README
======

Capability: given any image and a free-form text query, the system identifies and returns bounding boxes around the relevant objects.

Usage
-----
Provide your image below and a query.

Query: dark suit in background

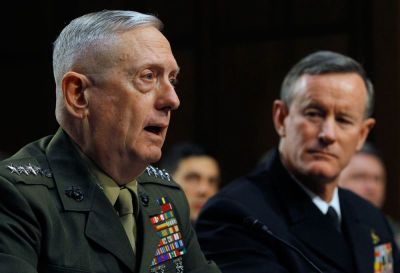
[196,51,399,272]
[196,150,400,273]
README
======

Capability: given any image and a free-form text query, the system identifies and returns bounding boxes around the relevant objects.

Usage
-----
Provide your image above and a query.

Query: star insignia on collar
[146,166,171,181]
[7,163,52,178]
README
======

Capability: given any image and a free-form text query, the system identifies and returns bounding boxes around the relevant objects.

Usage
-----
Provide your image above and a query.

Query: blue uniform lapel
[340,190,374,273]
[288,203,354,273]
[269,151,354,273]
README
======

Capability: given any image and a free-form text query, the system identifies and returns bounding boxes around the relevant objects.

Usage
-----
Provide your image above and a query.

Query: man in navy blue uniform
[196,51,400,273]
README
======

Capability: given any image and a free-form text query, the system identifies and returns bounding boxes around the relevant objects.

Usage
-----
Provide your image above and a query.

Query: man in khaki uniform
[0,10,220,273]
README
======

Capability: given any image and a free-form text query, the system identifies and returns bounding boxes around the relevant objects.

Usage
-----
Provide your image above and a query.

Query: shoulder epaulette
[145,165,171,181]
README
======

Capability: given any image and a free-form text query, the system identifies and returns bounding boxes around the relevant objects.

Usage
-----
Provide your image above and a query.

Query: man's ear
[61,72,91,119]
[356,117,376,150]
[272,100,289,137]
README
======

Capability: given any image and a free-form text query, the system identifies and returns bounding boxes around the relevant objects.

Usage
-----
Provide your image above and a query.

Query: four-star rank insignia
[146,166,171,181]
[7,163,52,177]
[149,197,186,271]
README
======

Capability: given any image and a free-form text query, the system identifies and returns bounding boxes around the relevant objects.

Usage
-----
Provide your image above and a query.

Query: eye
[305,109,323,118]
[336,116,353,125]
[140,69,156,81]
[208,177,219,186]
[184,172,200,183]
[169,77,178,87]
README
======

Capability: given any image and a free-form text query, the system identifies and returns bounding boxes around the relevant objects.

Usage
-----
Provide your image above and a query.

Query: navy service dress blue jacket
[196,149,400,273]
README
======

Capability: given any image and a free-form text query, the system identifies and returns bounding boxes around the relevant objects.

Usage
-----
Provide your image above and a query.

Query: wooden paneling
[1,0,398,218]
[371,0,400,219]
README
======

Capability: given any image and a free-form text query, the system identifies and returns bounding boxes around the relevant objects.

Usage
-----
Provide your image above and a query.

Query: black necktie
[326,206,341,233]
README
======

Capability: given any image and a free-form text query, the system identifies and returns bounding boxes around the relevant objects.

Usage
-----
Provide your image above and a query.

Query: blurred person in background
[160,142,221,223]
[339,141,400,247]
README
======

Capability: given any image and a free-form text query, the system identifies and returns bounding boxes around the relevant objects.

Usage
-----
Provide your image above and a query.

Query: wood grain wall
[1,0,399,219]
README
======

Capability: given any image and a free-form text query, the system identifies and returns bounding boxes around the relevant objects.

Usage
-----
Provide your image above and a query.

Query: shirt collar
[289,172,342,221]
[70,141,138,209]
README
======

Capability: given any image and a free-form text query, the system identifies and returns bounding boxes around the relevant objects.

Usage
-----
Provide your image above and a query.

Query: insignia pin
[141,193,150,206]
[371,229,380,245]
[65,186,84,201]
[7,164,20,175]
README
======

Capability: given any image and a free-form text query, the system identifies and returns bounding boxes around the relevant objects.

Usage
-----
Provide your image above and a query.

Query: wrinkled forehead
[114,27,177,66]
[82,26,178,75]
[290,73,368,111]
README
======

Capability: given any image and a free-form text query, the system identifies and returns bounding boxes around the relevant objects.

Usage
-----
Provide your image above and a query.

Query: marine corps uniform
[0,129,220,273]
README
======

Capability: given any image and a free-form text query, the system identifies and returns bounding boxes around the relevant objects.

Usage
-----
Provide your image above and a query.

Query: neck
[300,177,338,202]
[278,150,339,203]
[66,128,145,185]
[87,150,146,185]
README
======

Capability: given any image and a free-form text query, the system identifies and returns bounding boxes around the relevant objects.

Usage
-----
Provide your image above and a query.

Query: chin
[145,149,162,164]
[308,170,338,183]
[131,147,162,165]
[143,153,162,165]
[304,163,339,181]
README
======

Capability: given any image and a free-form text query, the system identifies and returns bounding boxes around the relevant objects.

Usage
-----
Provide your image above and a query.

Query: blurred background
[1,0,399,220]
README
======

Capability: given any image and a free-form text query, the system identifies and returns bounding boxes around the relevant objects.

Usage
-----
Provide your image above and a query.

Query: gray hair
[52,10,163,90]
[280,51,374,118]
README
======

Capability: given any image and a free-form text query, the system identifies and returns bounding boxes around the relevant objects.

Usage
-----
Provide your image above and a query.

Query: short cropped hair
[280,51,374,117]
[52,10,162,90]
[160,143,211,174]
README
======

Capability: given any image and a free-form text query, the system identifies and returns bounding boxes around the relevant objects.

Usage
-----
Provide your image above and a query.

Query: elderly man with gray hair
[0,10,220,273]
[196,51,400,273]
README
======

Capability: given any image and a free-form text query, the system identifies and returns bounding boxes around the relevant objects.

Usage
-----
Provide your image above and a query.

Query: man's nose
[318,118,336,145]
[156,78,180,112]
[197,180,210,195]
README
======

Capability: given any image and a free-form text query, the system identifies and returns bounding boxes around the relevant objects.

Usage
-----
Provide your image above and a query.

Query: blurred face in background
[173,156,220,221]
[338,153,386,208]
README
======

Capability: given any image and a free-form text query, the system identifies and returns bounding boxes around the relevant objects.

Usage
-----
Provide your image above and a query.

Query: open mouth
[144,126,162,135]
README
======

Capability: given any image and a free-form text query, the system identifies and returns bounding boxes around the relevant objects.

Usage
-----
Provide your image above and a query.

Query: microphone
[243,216,323,273]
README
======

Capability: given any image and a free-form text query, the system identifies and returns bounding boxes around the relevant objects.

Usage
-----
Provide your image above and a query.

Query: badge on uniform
[149,197,186,273]
[374,242,393,273]
[7,163,52,177]
[371,229,381,245]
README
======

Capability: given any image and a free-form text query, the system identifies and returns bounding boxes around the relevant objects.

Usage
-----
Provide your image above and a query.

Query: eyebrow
[132,63,181,75]
[302,101,325,110]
